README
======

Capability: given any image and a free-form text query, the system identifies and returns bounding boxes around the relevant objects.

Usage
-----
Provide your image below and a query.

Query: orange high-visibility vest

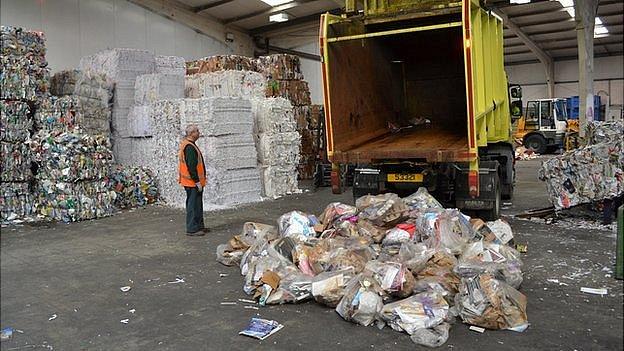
[178,139,206,187]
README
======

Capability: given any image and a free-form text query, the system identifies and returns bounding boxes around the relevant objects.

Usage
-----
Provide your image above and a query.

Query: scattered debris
[515,244,528,253]
[580,287,608,296]
[120,319,129,324]
[244,305,260,310]
[128,309,136,314]
[219,273,229,277]
[168,277,185,284]
[48,314,57,321]
[120,286,132,292]
[469,326,485,333]
[220,302,237,305]
[1,327,22,341]
[239,318,284,340]
[515,146,539,160]
[238,299,256,304]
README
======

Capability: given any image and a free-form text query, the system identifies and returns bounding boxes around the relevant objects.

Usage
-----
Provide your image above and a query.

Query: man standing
[178,124,209,236]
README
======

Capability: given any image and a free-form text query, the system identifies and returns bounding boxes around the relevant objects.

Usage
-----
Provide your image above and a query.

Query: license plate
[387,173,423,182]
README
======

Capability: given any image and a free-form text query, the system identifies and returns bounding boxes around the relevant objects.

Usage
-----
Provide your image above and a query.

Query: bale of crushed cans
[539,120,624,210]
[109,164,158,209]
[0,26,50,101]
[30,130,116,222]
[216,188,528,347]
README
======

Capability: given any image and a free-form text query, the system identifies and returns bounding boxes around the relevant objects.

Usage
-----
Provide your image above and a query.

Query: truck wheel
[480,175,501,221]
[524,134,547,154]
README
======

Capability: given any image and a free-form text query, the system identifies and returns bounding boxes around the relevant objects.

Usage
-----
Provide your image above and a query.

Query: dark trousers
[185,186,204,233]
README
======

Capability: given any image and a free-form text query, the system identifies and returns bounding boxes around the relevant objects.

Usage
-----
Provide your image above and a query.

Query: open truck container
[320,0,517,219]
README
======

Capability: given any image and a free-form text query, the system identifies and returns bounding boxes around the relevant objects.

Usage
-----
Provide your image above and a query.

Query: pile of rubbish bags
[217,188,527,347]
[0,26,50,101]
[539,121,623,210]
[109,165,158,209]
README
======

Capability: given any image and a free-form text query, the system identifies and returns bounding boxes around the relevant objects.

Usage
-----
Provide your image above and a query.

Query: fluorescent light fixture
[554,0,610,38]
[510,0,531,4]
[269,13,290,22]
[594,18,609,37]
[260,0,291,6]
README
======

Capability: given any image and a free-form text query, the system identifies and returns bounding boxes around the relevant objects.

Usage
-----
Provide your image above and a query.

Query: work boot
[201,227,211,233]
[186,231,205,236]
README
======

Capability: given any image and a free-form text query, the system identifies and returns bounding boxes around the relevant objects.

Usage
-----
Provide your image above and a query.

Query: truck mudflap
[455,160,500,214]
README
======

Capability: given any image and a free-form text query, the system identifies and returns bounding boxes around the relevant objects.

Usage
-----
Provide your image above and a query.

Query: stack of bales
[0,26,49,222]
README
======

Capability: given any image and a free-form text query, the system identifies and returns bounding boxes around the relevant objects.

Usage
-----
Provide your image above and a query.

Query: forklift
[513,98,570,154]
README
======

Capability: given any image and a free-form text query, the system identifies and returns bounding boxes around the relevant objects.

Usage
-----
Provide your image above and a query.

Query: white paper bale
[128,105,152,137]
[134,74,184,105]
[256,132,301,166]
[179,97,254,137]
[251,97,296,134]
[155,55,186,75]
[261,165,299,199]
[79,48,155,81]
[205,167,262,206]
[185,70,265,100]
[196,134,258,171]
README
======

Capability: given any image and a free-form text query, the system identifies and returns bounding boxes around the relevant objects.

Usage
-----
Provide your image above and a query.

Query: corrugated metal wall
[0,0,254,73]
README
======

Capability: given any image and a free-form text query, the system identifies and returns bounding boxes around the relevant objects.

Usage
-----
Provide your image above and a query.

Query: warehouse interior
[1,0,623,350]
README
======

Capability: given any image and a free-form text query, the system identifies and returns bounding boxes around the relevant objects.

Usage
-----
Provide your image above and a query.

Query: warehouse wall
[506,56,624,110]
[0,0,254,73]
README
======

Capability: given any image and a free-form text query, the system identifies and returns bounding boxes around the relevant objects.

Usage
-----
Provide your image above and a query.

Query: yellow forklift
[513,98,578,153]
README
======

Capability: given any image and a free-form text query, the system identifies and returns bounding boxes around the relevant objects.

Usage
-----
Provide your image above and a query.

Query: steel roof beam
[224,0,321,25]
[493,8,555,97]
[193,0,235,13]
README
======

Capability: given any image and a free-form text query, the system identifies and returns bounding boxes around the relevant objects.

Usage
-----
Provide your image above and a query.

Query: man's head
[185,124,200,142]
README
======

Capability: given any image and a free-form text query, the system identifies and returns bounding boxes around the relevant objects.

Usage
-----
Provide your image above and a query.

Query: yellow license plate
[387,173,423,182]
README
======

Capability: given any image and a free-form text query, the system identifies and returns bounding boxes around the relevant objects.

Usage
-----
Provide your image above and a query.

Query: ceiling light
[554,1,610,38]
[269,13,290,22]
[260,0,292,6]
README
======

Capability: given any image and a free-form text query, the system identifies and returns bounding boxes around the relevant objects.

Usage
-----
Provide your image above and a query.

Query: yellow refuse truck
[319,0,522,219]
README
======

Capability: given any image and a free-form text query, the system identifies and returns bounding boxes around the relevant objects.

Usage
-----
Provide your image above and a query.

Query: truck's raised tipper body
[320,0,519,219]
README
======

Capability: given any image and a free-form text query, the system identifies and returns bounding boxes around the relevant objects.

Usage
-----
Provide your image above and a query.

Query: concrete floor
[1,159,623,350]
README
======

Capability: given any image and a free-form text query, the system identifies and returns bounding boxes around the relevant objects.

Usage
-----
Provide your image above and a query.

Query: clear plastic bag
[454,240,524,288]
[402,187,443,211]
[357,219,387,243]
[397,242,435,274]
[336,273,384,326]
[311,268,355,307]
[380,290,450,335]
[416,209,476,255]
[216,243,246,266]
[410,322,450,347]
[454,273,529,332]
[319,202,358,228]
[242,222,279,245]
[278,210,316,240]
[356,193,409,227]
[364,261,414,298]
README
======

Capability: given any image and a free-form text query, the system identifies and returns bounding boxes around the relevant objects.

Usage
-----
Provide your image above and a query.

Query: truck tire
[479,173,501,221]
[524,134,547,154]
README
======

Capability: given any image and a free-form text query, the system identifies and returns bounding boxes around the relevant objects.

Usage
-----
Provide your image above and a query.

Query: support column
[574,0,599,138]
